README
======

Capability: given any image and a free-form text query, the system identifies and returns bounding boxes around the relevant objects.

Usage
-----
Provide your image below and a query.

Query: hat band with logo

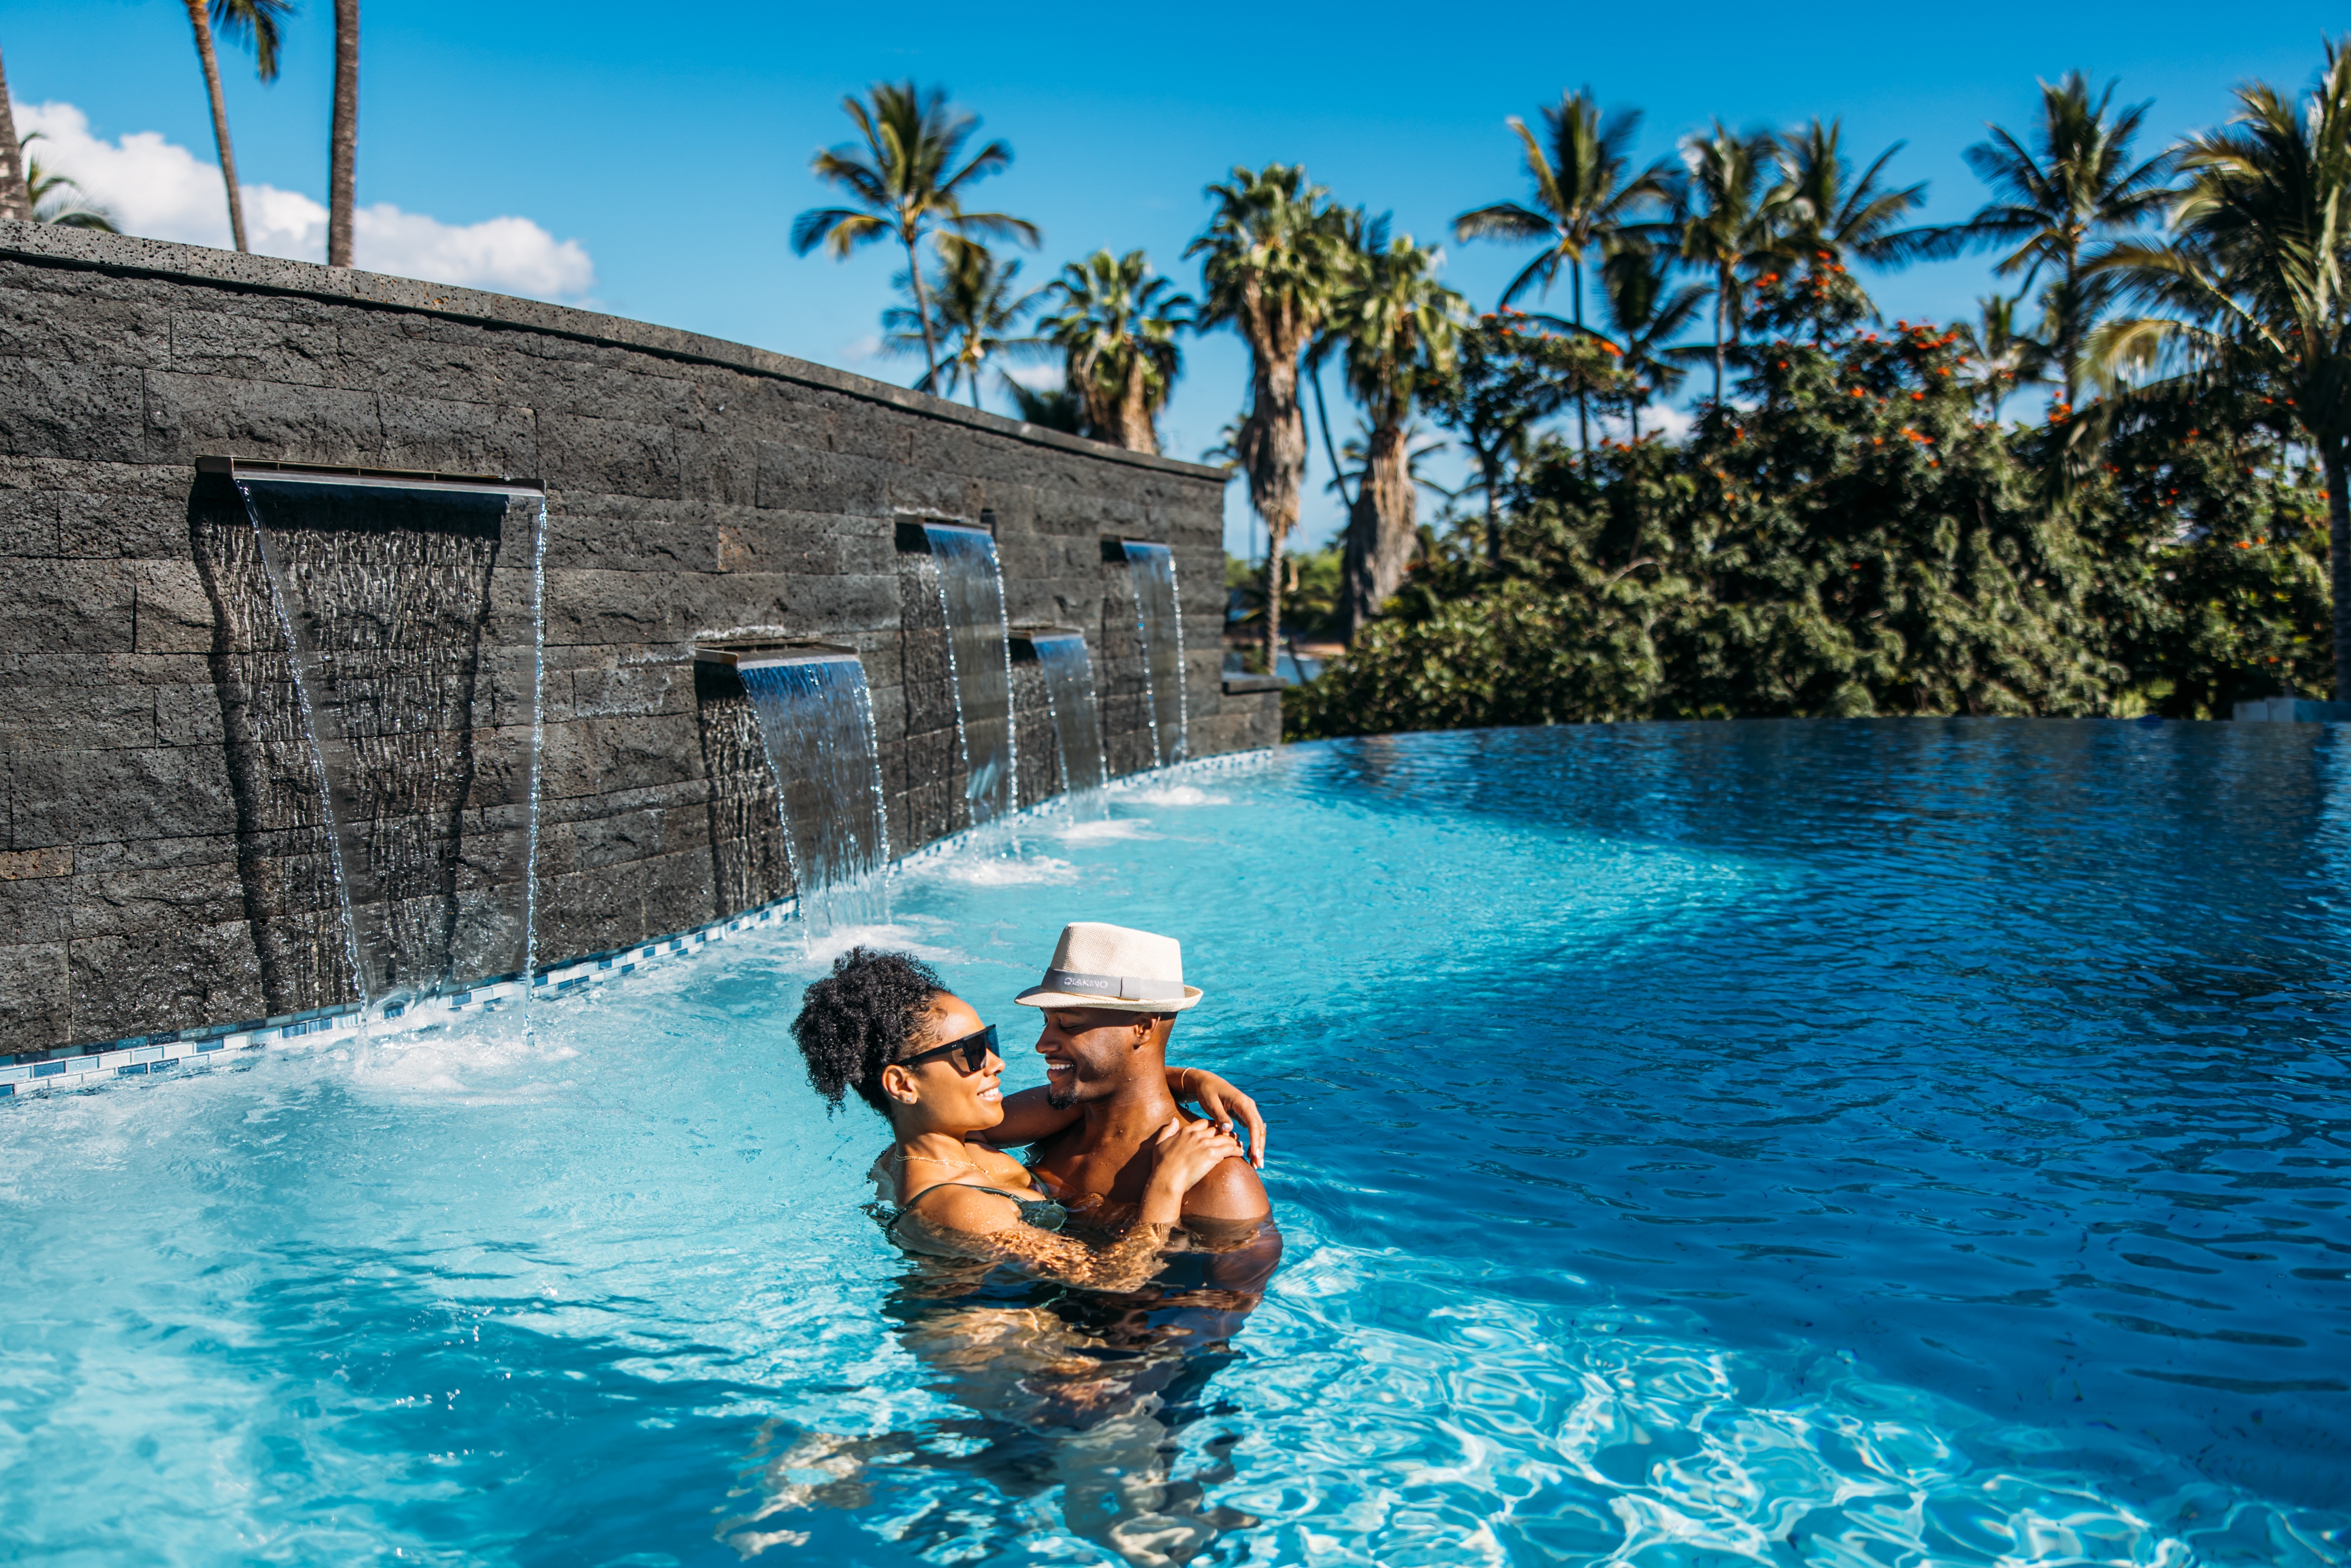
[1037,968,1187,1003]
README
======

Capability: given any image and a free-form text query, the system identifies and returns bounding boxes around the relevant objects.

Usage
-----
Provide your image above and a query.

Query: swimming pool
[3,721,2345,1564]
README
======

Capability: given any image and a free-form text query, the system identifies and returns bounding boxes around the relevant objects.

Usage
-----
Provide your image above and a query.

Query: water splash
[738,654,892,937]
[1121,541,1187,767]
[1029,631,1109,818]
[922,523,1018,824]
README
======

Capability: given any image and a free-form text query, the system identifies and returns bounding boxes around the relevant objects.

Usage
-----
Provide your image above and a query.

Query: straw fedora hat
[1014,922,1204,1012]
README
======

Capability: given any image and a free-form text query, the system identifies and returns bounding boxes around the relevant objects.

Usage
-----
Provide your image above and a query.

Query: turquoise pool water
[3,722,2346,1564]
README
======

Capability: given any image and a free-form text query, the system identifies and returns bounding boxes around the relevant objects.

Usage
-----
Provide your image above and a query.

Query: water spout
[237,474,544,1011]
[719,648,891,936]
[922,522,1018,824]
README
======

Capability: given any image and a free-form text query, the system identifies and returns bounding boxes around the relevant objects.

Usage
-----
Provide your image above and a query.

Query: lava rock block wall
[0,225,1280,1057]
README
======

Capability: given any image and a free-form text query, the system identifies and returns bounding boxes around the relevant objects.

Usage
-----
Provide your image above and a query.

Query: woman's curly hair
[790,947,945,1118]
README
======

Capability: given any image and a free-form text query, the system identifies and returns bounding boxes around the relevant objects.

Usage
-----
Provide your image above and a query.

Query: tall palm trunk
[2328,440,2351,701]
[1711,270,1727,403]
[0,48,29,223]
[2058,252,2079,407]
[1238,341,1307,675]
[1480,444,1503,565]
[327,0,359,266]
[1116,355,1157,453]
[902,230,939,383]
[1341,423,1414,639]
[1570,254,1590,455]
[184,1,250,250]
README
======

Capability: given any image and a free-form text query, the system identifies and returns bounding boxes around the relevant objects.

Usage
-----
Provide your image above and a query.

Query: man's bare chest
[1029,1134,1153,1205]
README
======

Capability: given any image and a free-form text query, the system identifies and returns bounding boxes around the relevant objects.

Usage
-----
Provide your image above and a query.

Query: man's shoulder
[1181,1154,1269,1222]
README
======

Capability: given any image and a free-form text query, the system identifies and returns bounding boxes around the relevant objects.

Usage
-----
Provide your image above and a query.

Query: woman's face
[892,992,1006,1134]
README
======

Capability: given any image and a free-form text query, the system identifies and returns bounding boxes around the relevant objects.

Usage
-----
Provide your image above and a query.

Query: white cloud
[999,363,1062,391]
[15,99,593,301]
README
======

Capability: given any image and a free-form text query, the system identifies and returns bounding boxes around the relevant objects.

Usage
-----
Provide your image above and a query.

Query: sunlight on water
[4,726,2346,1566]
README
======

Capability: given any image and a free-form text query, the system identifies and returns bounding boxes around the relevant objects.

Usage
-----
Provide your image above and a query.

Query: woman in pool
[789,946,1254,1292]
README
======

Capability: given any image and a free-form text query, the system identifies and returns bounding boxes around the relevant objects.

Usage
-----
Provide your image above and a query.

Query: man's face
[1034,1007,1155,1109]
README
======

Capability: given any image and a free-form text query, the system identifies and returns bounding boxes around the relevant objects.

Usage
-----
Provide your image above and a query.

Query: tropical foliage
[795,83,1040,385]
[1188,165,1351,670]
[24,137,118,230]
[1035,249,1194,452]
[1291,321,2327,734]
[885,237,1039,407]
[1324,222,1466,635]
[758,56,2344,723]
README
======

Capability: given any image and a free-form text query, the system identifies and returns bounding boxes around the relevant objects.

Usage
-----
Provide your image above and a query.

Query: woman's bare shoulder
[903,1181,1026,1235]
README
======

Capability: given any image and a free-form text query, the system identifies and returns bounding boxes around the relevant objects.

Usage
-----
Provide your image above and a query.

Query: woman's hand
[1174,1070,1268,1169]
[1140,1118,1247,1225]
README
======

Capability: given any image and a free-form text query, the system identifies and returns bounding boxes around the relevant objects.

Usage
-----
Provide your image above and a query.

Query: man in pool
[1011,922,1274,1257]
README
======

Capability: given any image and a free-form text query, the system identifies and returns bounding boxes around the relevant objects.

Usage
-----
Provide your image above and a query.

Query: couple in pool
[789,920,1276,1285]
[752,922,1274,1563]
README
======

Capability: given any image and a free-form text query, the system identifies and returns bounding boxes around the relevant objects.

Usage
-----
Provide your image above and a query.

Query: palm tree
[1327,227,1466,636]
[1188,164,1349,672]
[24,139,119,230]
[1423,312,1603,562]
[1595,244,1707,438]
[2089,43,2351,697]
[327,0,356,267]
[1763,120,1944,331]
[1953,74,2175,406]
[0,46,35,223]
[1034,249,1195,452]
[884,237,1040,409]
[1678,123,1781,401]
[184,0,292,254]
[1957,293,2049,422]
[1003,377,1084,434]
[1454,89,1675,454]
[793,82,1040,387]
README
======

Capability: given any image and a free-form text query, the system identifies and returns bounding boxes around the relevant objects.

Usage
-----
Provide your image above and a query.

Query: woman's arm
[896,1121,1244,1291]
[896,1185,1173,1292]
[976,1085,1079,1148]
[1170,1070,1269,1168]
[980,1067,1269,1163]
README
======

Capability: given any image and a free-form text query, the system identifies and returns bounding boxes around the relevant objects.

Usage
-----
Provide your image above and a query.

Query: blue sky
[5,0,2343,552]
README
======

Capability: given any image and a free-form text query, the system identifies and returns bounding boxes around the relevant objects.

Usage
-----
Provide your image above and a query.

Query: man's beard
[1045,1081,1077,1110]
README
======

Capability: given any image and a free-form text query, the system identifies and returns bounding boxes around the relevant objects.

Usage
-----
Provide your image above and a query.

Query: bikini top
[885,1180,1069,1238]
[869,1148,1068,1238]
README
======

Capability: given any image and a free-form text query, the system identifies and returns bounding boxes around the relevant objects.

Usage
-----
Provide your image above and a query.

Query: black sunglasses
[900,1024,997,1075]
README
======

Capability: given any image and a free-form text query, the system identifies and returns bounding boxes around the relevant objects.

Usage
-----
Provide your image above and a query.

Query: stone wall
[0,225,1278,1060]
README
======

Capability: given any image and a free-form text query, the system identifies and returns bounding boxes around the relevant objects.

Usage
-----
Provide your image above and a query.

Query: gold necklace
[896,1150,990,1174]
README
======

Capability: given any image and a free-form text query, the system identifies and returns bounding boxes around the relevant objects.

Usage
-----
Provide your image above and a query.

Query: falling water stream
[921,522,1018,824]
[237,475,546,1012]
[736,654,892,935]
[1121,540,1187,767]
[1029,631,1109,814]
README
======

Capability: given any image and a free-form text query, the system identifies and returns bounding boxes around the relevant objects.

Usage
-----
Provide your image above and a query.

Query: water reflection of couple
[728,923,1280,1565]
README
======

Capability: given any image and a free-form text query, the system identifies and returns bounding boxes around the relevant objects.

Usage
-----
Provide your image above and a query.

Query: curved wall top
[0,222,1276,1061]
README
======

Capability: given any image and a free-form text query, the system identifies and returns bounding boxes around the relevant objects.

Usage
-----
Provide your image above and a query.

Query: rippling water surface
[4,722,2347,1565]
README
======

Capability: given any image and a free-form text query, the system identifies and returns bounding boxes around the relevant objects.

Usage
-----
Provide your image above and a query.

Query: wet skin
[1024,1006,1273,1255]
[878,996,1252,1262]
